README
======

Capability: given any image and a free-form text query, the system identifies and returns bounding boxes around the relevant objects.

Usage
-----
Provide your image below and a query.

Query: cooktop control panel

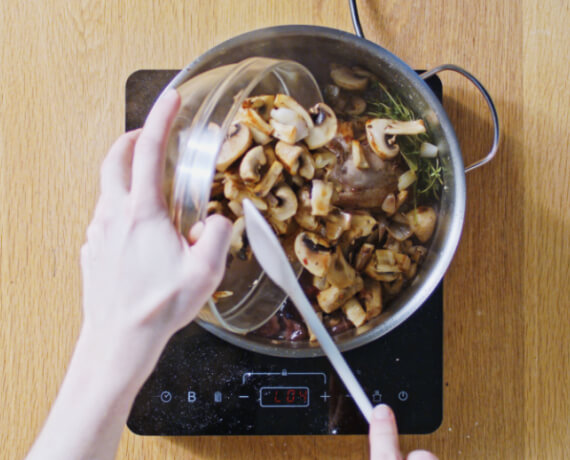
[127,283,442,436]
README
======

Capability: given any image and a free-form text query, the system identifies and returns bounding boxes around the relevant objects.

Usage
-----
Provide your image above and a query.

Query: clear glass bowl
[162,57,322,333]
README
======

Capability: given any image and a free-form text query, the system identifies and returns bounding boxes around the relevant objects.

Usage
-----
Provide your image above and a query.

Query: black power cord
[349,0,365,38]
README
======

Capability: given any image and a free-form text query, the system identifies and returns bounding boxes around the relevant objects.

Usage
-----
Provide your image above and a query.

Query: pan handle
[420,65,500,173]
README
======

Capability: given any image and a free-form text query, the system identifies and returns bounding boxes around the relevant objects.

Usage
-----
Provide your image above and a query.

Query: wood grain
[1,0,568,459]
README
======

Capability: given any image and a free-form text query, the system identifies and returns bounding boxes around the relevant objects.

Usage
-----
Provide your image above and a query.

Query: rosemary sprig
[365,81,443,201]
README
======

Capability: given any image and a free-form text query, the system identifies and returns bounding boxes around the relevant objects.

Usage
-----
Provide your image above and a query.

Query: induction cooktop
[125,69,443,436]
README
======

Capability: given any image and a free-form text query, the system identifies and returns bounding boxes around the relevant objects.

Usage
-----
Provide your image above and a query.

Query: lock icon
[372,390,382,403]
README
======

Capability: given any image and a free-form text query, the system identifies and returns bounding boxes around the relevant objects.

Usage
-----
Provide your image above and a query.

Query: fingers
[131,89,181,207]
[369,405,403,460]
[407,450,439,460]
[187,214,232,280]
[100,129,141,198]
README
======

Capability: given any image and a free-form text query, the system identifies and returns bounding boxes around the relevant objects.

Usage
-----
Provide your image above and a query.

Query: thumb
[188,214,233,284]
[369,404,403,460]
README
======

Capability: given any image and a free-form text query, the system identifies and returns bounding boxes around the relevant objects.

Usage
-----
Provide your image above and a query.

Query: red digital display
[260,387,309,407]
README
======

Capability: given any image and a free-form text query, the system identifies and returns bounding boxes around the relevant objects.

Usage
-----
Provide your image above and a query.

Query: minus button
[238,395,250,399]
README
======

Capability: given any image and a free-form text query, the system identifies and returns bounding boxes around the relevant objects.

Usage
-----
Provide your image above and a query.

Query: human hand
[369,405,438,460]
[80,89,232,379]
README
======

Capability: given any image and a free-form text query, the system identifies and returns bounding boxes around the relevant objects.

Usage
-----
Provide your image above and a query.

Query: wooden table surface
[1,1,568,459]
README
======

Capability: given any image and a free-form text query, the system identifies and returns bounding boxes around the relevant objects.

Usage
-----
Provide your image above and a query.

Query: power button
[397,391,409,402]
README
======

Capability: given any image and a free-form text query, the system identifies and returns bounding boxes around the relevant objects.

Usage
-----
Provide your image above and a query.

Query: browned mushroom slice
[253,161,283,197]
[269,184,298,221]
[310,180,333,216]
[330,65,368,91]
[274,141,304,175]
[353,243,375,272]
[345,95,367,116]
[351,140,369,169]
[242,95,275,120]
[360,278,382,320]
[223,177,267,211]
[206,200,224,216]
[365,249,402,282]
[274,94,314,129]
[229,217,246,253]
[342,297,367,327]
[342,212,377,242]
[326,246,357,289]
[216,122,253,172]
[317,276,363,313]
[294,231,334,277]
[239,145,267,184]
[324,209,352,241]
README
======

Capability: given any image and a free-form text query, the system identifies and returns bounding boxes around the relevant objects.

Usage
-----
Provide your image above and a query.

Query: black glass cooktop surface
[125,69,443,436]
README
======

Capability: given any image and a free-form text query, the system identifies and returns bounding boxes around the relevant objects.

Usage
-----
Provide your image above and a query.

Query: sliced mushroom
[263,144,277,164]
[294,231,334,277]
[407,245,427,263]
[242,95,275,120]
[313,151,336,168]
[360,278,382,320]
[317,276,363,313]
[235,107,273,137]
[342,297,367,327]
[345,95,367,116]
[274,141,304,175]
[274,94,314,129]
[354,243,375,272]
[223,177,268,210]
[324,209,352,240]
[269,184,298,221]
[407,206,437,242]
[294,187,319,231]
[227,200,243,217]
[229,217,246,253]
[270,107,309,143]
[239,145,266,183]
[330,65,369,91]
[366,118,427,159]
[206,200,223,215]
[365,119,399,159]
[294,207,319,231]
[365,249,402,282]
[249,124,273,145]
[305,103,338,149]
[385,119,426,136]
[313,275,330,291]
[342,212,377,242]
[326,246,357,289]
[268,214,290,235]
[253,161,283,197]
[298,149,315,180]
[351,139,369,169]
[386,220,413,242]
[311,180,333,216]
[216,122,253,172]
[383,277,405,296]
[381,193,396,215]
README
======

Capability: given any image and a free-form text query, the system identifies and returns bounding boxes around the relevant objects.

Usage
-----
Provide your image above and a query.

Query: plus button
[320,392,331,401]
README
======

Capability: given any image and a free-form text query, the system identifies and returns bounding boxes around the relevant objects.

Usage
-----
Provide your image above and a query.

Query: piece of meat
[328,137,403,209]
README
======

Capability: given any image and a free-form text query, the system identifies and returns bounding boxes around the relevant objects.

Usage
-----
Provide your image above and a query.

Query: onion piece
[420,141,439,158]
[398,169,417,191]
